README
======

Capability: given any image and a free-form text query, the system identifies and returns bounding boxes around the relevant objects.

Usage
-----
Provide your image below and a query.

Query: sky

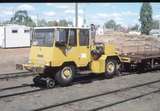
[0,3,160,27]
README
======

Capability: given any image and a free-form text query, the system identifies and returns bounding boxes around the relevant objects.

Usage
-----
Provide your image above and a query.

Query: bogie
[33,76,55,88]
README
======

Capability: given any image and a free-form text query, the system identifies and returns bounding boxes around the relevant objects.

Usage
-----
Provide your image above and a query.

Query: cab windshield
[32,29,54,47]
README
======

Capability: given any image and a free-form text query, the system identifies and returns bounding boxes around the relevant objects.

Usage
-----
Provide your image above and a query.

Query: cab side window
[56,29,69,44]
[69,29,77,46]
[79,29,89,46]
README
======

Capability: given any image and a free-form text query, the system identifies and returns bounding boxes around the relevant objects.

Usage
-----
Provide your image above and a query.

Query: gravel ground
[0,48,30,74]
[0,71,160,111]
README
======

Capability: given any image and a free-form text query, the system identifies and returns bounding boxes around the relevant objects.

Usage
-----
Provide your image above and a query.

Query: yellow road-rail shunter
[16,26,126,88]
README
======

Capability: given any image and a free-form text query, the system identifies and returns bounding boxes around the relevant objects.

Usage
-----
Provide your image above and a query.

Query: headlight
[45,63,49,66]
[28,60,32,64]
[46,61,52,66]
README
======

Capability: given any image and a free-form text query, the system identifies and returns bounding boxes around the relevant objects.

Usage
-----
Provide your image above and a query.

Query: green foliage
[104,19,116,30]
[115,24,123,31]
[1,20,10,25]
[37,19,73,27]
[58,19,69,26]
[104,20,124,31]
[10,10,36,27]
[67,21,73,26]
[8,10,73,27]
[139,3,153,35]
[152,20,160,29]
[47,21,58,26]
[37,19,48,27]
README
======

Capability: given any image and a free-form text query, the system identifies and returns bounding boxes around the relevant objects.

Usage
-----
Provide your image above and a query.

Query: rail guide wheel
[46,77,55,88]
[33,76,55,88]
[33,76,41,86]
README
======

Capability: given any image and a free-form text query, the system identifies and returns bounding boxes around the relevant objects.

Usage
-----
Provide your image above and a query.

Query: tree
[10,10,36,27]
[67,21,73,26]
[115,24,123,31]
[26,17,36,27]
[47,20,73,27]
[58,19,68,26]
[139,3,153,35]
[1,20,10,25]
[47,21,58,26]
[104,20,116,30]
[37,19,48,27]
[152,20,160,29]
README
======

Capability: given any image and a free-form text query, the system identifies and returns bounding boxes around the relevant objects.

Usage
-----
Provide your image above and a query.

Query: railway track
[88,89,160,111]
[0,72,159,111]
[0,68,159,81]
[0,71,159,100]
[0,74,105,99]
[0,73,105,99]
[32,79,160,111]
[0,83,44,99]
[0,71,36,80]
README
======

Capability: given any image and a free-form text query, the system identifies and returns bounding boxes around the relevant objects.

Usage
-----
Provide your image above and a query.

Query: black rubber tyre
[46,78,55,88]
[105,59,118,79]
[55,65,75,86]
[33,76,41,86]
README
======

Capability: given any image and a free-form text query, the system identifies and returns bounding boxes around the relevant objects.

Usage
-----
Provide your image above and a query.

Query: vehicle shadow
[35,68,160,89]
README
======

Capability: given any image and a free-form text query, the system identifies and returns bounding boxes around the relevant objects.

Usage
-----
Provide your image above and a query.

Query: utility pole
[159,20,160,29]
[36,13,39,26]
[83,7,86,27]
[75,3,78,27]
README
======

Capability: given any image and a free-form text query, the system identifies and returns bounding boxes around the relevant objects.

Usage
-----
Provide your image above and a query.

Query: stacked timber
[96,32,160,56]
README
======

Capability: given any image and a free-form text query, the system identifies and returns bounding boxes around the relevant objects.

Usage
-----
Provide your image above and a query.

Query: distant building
[128,31,141,35]
[150,29,160,39]
[96,26,104,35]
[103,28,114,34]
[0,24,31,48]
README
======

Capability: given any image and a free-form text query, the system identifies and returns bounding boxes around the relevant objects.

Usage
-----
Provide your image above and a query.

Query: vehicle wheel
[55,65,75,86]
[105,59,118,78]
[46,78,55,88]
[33,76,41,86]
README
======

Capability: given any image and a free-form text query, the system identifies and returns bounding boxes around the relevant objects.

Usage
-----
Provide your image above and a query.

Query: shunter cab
[16,26,121,88]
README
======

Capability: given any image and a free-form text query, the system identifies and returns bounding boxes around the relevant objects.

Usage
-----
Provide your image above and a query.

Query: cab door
[66,29,90,67]
[65,28,78,63]
[77,29,91,66]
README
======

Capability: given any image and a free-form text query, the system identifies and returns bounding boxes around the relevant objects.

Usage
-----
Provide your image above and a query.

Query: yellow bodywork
[29,45,90,67]
[28,29,91,69]
[90,43,120,73]
[90,55,106,73]
[29,47,53,67]
[28,43,119,74]
[119,56,131,63]
[22,27,122,74]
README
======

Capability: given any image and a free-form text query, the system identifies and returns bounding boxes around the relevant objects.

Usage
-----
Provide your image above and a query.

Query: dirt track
[0,48,30,74]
